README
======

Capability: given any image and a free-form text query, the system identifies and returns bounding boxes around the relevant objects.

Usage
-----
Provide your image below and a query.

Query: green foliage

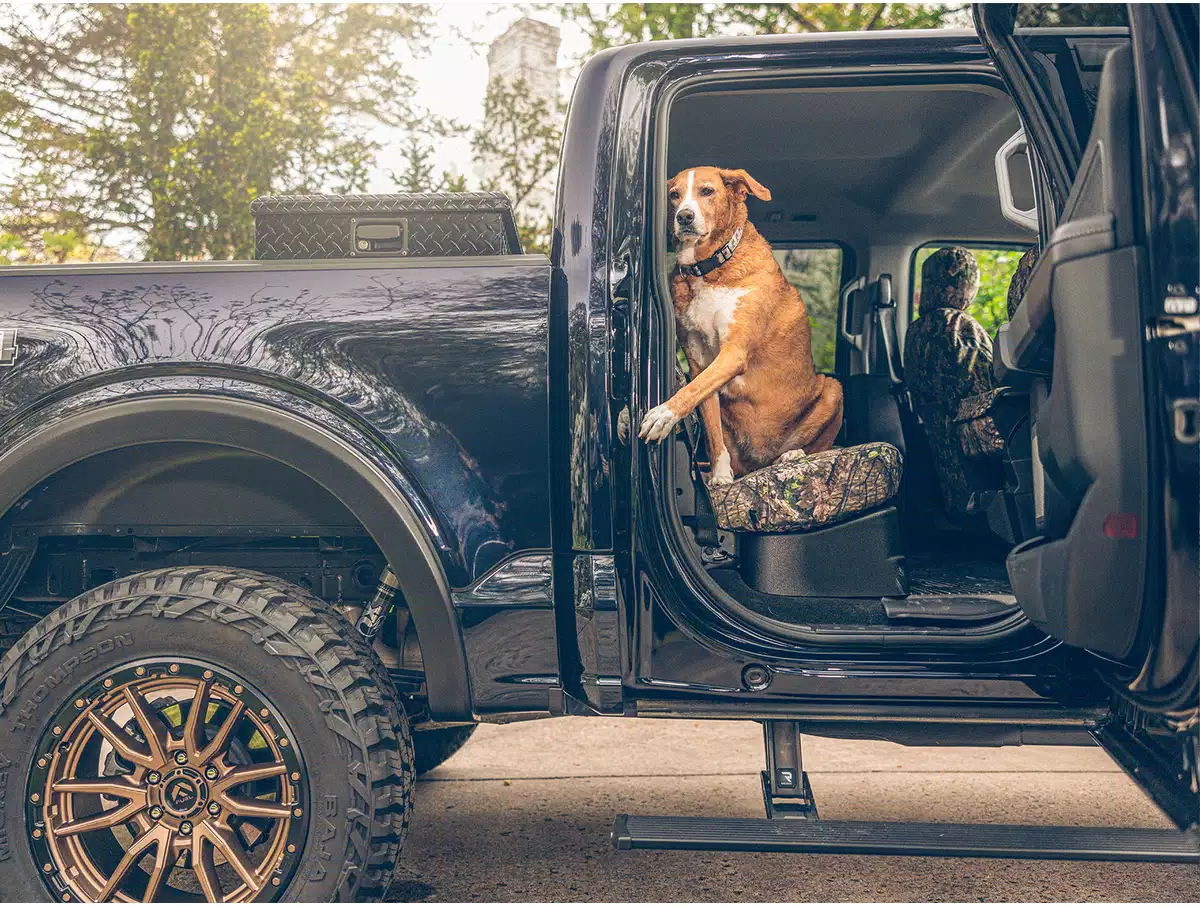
[1014,4,1128,27]
[472,76,563,255]
[562,3,961,49]
[774,247,843,373]
[913,246,1028,337]
[41,229,81,263]
[0,232,25,265]
[0,3,434,260]
[393,134,468,194]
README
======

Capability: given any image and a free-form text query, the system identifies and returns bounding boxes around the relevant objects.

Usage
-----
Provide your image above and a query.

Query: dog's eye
[699,186,715,197]
[668,190,680,202]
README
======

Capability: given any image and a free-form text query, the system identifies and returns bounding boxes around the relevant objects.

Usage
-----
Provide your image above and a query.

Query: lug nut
[272,877,282,887]
[203,670,213,680]
[279,738,289,748]
[33,829,43,839]
[135,667,145,677]
[207,801,221,816]
[51,726,62,736]
[30,792,40,803]
[292,807,303,818]
[174,752,188,765]
[103,678,113,688]
[290,772,300,782]
[168,664,180,674]
[259,708,270,718]
[42,862,52,871]
[179,822,192,835]
[147,771,161,784]
[287,843,297,854]
[37,757,48,769]
[74,699,85,709]
[233,685,243,694]
[149,806,163,819]
[205,765,219,780]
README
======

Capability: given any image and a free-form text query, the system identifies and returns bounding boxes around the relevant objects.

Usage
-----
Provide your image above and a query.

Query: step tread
[612,815,1200,862]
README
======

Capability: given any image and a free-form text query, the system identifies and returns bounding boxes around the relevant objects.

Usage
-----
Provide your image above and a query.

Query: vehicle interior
[652,45,1139,648]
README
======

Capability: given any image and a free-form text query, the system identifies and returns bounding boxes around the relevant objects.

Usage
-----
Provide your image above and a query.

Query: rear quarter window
[772,246,843,374]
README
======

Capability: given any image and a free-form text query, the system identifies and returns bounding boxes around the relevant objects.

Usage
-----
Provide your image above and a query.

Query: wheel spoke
[54,793,146,837]
[198,699,245,765]
[95,824,171,902]
[183,678,213,761]
[122,686,169,765]
[212,759,287,796]
[221,794,293,819]
[86,711,154,768]
[52,776,143,800]
[141,827,176,904]
[202,824,261,892]
[192,835,223,903]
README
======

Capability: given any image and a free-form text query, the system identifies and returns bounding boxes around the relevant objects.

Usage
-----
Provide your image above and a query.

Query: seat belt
[871,274,917,429]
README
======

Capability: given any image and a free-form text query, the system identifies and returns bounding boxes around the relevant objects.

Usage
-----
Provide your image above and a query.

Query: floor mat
[708,566,892,627]
[905,553,1012,596]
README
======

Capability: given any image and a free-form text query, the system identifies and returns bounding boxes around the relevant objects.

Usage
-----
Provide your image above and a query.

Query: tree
[562,3,962,50]
[0,3,434,260]
[392,133,468,194]
[471,76,563,254]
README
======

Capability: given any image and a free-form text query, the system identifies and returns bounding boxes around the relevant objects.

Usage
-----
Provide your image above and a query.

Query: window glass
[911,246,1029,338]
[771,246,842,374]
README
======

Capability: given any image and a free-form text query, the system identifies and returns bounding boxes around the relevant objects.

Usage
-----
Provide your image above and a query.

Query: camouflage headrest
[918,247,980,315]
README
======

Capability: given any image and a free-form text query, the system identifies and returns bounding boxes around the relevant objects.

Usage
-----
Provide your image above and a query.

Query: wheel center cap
[160,767,208,818]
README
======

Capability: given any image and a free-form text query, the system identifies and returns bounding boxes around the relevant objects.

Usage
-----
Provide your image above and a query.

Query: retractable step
[611,815,1200,863]
[611,721,1200,863]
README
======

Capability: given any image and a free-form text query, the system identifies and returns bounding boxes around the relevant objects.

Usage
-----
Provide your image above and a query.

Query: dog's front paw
[774,448,809,465]
[708,451,735,487]
[639,404,680,442]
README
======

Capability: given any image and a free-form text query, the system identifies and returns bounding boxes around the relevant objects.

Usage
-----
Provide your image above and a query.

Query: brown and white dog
[638,166,843,485]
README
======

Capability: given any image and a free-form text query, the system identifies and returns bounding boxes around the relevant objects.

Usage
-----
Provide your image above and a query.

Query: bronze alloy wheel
[26,659,307,902]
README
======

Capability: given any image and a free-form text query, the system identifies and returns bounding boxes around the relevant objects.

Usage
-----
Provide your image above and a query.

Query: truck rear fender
[0,392,473,720]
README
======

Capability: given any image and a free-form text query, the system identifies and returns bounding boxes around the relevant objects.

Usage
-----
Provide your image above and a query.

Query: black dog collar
[678,226,744,277]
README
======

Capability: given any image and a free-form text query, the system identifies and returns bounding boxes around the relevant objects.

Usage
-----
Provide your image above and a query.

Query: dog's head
[667,167,771,249]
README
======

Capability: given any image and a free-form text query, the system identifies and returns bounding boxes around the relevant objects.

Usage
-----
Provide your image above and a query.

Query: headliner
[667,81,1036,248]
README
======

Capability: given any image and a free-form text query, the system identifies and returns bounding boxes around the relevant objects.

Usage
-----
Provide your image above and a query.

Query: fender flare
[0,394,472,720]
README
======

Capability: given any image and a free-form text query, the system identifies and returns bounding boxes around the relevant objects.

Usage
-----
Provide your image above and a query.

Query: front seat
[903,246,995,515]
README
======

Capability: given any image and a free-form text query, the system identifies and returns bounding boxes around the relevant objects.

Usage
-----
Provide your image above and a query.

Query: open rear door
[975,4,1198,829]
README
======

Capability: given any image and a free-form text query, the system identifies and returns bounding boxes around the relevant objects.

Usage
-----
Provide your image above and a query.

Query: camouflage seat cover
[904,247,993,513]
[956,389,1006,458]
[711,442,903,533]
[953,248,1041,462]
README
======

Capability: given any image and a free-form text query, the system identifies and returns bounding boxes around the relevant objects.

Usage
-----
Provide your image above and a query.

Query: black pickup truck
[0,6,1196,902]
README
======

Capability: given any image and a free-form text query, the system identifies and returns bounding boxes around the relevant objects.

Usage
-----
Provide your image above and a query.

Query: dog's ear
[719,168,772,202]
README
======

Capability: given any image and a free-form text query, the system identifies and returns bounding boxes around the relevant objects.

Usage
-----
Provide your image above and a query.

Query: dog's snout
[676,208,695,226]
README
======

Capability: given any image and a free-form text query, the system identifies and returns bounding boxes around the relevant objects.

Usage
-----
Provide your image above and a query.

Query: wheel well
[0,395,471,719]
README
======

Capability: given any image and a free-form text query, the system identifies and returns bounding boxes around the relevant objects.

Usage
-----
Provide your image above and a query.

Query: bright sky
[368,2,593,193]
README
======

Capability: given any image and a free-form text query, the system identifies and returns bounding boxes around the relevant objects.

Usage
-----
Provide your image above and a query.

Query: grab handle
[839,275,867,351]
[995,129,1038,232]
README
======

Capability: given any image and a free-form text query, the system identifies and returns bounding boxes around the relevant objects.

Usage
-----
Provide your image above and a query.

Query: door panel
[977,2,1199,829]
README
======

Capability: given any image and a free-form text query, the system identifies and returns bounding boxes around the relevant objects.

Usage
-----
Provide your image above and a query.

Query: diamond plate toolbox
[251,192,523,259]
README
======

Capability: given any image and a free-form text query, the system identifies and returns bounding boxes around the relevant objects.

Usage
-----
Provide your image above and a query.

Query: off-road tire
[413,725,477,774]
[0,566,414,902]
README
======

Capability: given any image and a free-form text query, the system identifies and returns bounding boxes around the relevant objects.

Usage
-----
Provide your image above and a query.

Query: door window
[771,246,844,374]
[911,245,1030,337]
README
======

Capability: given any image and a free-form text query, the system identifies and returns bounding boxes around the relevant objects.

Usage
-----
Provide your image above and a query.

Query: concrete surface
[386,718,1196,902]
